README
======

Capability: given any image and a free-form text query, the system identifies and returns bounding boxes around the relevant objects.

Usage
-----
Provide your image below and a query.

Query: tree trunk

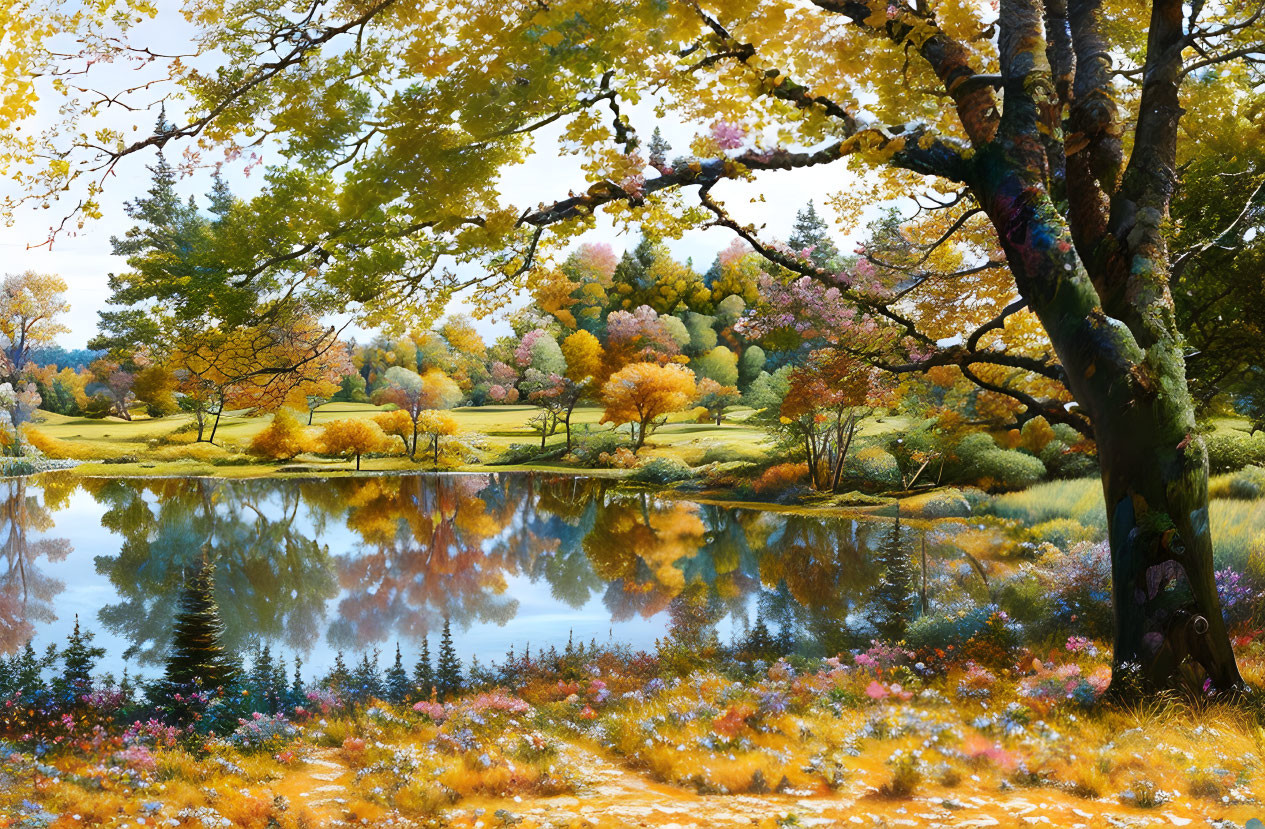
[715,412,721,426]
[308,409,314,426]
[355,452,361,471]
[208,407,223,444]
[976,157,1244,696]
[433,435,439,466]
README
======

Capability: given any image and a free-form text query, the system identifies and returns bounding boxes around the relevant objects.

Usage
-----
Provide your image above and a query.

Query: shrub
[899,489,971,518]
[752,462,809,495]
[569,432,624,466]
[0,458,36,476]
[953,433,1047,491]
[249,410,312,460]
[1027,518,1096,549]
[1039,440,1099,478]
[1223,466,1265,500]
[845,446,901,490]
[599,446,640,469]
[699,442,767,465]
[495,442,566,465]
[628,457,695,485]
[1204,430,1265,473]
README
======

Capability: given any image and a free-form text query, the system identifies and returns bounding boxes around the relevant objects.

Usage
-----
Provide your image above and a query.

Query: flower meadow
[4,628,1265,828]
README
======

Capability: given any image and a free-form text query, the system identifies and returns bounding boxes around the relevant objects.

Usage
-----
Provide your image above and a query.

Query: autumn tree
[601,362,697,451]
[320,418,385,471]
[373,410,415,455]
[250,409,313,461]
[779,348,893,493]
[0,271,70,382]
[374,366,462,459]
[416,410,461,466]
[696,377,741,426]
[19,0,1265,695]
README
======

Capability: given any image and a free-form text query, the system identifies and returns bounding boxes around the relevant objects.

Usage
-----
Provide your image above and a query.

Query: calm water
[0,473,992,680]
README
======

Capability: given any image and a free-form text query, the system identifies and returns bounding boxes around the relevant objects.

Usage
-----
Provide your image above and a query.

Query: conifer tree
[413,637,434,701]
[435,618,462,701]
[351,650,382,702]
[54,615,106,707]
[873,513,915,641]
[384,643,410,705]
[162,553,239,696]
[290,655,305,705]
[14,641,45,703]
[326,651,352,693]
[787,201,841,271]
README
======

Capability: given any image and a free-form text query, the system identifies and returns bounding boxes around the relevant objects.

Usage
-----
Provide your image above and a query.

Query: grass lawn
[23,402,841,477]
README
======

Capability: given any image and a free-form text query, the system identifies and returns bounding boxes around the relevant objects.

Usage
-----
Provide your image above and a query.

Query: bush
[899,489,971,518]
[1204,430,1265,473]
[495,442,568,465]
[953,433,1046,491]
[1027,518,1096,549]
[699,442,767,465]
[569,432,625,466]
[752,462,809,495]
[249,410,312,460]
[845,446,901,490]
[0,458,36,476]
[1039,440,1099,479]
[1222,466,1265,500]
[906,604,993,656]
[628,457,696,485]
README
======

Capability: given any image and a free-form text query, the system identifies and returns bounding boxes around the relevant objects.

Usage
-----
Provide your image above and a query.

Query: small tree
[53,615,105,707]
[161,553,239,715]
[696,377,741,426]
[320,418,385,470]
[413,636,434,701]
[435,618,461,701]
[873,514,915,642]
[373,409,414,455]
[0,271,70,382]
[384,643,410,704]
[249,409,312,460]
[415,409,460,466]
[374,366,462,458]
[600,361,697,451]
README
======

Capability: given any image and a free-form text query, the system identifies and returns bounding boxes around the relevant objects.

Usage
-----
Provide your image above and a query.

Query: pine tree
[873,513,915,641]
[162,554,239,696]
[435,619,462,701]
[787,201,841,271]
[351,650,382,702]
[326,651,352,693]
[742,613,777,660]
[384,643,410,705]
[290,655,305,705]
[14,641,44,703]
[413,637,434,701]
[54,615,106,707]
[248,643,280,713]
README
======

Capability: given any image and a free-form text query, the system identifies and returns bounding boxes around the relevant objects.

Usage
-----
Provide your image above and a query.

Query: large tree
[11,0,1265,696]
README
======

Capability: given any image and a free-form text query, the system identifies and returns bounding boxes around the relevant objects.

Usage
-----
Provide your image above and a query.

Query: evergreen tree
[14,641,45,703]
[351,649,382,702]
[741,613,777,661]
[326,651,352,693]
[787,201,841,271]
[248,643,279,713]
[873,513,915,641]
[384,643,410,705]
[91,108,202,358]
[435,618,462,701]
[162,554,239,696]
[54,616,106,707]
[413,637,434,701]
[290,655,305,705]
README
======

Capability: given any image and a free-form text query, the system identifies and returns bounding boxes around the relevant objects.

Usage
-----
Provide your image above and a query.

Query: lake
[0,472,997,682]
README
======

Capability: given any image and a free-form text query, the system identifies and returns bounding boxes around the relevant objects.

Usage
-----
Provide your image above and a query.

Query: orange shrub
[249,410,312,460]
[753,462,809,495]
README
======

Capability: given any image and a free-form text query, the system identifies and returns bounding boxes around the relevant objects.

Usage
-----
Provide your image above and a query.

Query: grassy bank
[20,403,907,479]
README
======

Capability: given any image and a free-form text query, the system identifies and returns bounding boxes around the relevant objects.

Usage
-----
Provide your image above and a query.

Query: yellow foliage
[249,409,313,460]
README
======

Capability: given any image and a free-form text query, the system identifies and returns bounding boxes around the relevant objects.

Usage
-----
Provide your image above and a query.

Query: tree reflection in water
[61,472,943,666]
[0,476,73,653]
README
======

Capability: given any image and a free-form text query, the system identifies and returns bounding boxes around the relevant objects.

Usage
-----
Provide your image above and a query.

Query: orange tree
[320,418,386,471]
[601,362,697,451]
[13,0,1265,695]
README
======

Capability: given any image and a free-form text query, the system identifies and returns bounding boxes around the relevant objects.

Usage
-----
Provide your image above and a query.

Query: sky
[0,9,869,351]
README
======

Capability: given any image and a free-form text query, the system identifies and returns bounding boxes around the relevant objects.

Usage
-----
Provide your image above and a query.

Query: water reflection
[0,478,72,652]
[3,473,983,668]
